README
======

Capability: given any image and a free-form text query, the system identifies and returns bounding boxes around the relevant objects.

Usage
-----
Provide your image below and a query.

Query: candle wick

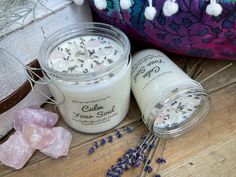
[199,63,233,84]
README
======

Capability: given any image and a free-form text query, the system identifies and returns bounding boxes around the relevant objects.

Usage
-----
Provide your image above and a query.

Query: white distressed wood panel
[0,50,27,100]
[0,2,92,65]
[0,0,72,37]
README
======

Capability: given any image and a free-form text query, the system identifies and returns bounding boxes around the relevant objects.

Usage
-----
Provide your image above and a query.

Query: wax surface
[49,35,123,74]
[152,90,201,129]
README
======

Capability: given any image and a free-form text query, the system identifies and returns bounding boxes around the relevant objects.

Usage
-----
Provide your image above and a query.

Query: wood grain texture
[0,59,236,177]
[170,55,236,93]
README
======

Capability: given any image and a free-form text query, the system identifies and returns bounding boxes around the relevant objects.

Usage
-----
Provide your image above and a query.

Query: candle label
[132,53,172,90]
[71,96,119,126]
[131,50,193,113]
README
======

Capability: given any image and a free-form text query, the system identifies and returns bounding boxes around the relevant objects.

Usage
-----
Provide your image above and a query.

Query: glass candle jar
[131,49,211,138]
[39,23,131,133]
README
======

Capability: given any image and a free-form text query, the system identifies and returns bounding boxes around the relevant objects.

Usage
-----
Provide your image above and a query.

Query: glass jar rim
[39,22,130,82]
[143,84,211,138]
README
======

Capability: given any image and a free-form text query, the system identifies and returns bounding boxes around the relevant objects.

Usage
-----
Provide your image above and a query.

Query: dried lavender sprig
[134,132,152,154]
[156,157,166,164]
[88,120,143,155]
[115,121,143,138]
[143,134,157,153]
[199,63,232,84]
[140,136,159,177]
[138,132,152,147]
[153,139,168,177]
[106,132,157,177]
[106,133,151,177]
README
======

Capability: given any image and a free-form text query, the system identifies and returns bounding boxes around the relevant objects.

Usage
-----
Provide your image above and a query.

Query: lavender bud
[100,138,106,146]
[108,135,113,143]
[134,161,141,167]
[125,127,133,133]
[155,175,161,177]
[156,157,166,164]
[94,141,99,148]
[88,147,95,154]
[144,165,153,173]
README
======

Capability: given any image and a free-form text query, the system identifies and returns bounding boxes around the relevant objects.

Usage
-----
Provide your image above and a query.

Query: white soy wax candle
[131,49,211,138]
[39,23,131,133]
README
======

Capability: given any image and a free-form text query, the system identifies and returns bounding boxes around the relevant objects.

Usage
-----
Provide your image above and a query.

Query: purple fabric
[89,0,236,60]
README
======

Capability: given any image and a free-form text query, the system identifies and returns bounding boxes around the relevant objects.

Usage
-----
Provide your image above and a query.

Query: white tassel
[163,0,179,17]
[94,0,107,10]
[206,0,222,16]
[73,0,84,5]
[144,0,157,20]
[120,0,132,10]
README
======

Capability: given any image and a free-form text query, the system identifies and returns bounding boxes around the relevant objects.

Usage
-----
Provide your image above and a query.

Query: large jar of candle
[131,49,211,138]
[39,23,131,133]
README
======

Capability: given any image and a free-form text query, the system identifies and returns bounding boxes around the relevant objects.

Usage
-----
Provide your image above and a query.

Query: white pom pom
[94,0,107,10]
[206,3,222,16]
[73,0,84,5]
[120,0,132,10]
[163,0,179,17]
[144,6,157,20]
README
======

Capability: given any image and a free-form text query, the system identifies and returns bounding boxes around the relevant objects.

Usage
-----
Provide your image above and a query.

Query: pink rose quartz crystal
[40,127,72,159]
[22,124,55,149]
[0,107,72,169]
[14,106,58,131]
[0,131,35,169]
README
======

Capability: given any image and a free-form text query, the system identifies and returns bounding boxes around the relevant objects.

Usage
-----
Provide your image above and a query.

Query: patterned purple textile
[89,0,236,60]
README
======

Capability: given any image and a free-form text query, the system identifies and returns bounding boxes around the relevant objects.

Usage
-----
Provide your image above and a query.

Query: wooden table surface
[0,56,236,177]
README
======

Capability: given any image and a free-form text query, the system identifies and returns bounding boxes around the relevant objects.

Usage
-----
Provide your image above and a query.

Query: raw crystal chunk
[14,106,58,131]
[0,131,35,169]
[40,127,72,159]
[22,124,55,149]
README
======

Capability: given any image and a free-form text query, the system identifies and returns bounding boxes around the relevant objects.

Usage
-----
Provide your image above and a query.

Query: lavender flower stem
[155,139,168,173]
[141,132,152,144]
[138,132,152,149]
[119,119,143,134]
[143,134,155,151]
[140,136,159,177]
[143,136,157,153]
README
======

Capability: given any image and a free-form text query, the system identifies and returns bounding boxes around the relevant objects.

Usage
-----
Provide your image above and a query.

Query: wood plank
[160,136,236,177]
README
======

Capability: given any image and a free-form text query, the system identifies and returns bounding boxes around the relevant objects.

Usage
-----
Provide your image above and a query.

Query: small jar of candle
[39,23,131,133]
[131,49,211,138]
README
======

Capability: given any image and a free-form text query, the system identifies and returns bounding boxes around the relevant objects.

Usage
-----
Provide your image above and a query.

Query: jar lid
[146,85,211,138]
